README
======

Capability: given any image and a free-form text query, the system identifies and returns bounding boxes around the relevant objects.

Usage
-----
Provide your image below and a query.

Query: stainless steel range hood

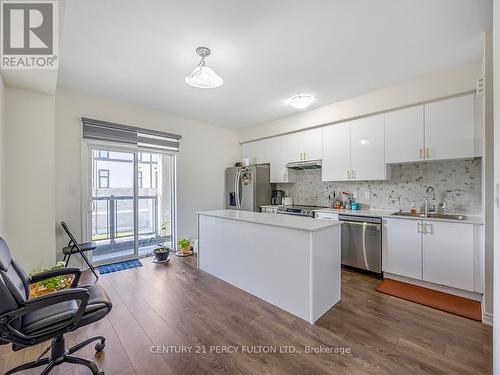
[285,160,322,170]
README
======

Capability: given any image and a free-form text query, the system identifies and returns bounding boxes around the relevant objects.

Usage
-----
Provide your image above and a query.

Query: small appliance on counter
[282,197,293,206]
[272,190,285,205]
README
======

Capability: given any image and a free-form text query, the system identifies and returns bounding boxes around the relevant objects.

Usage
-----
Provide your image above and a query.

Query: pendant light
[185,47,223,88]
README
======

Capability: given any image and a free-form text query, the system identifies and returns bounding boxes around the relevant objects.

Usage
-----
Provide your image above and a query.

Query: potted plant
[153,243,170,262]
[178,238,191,255]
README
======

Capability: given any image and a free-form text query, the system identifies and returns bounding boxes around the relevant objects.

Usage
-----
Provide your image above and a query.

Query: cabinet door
[286,132,303,162]
[269,136,296,183]
[385,106,424,163]
[302,128,323,161]
[241,139,270,164]
[382,218,422,280]
[322,122,351,181]
[422,221,474,291]
[424,94,475,161]
[350,114,387,180]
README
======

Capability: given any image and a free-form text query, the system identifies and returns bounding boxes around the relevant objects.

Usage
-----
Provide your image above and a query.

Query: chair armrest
[30,267,81,287]
[0,288,89,347]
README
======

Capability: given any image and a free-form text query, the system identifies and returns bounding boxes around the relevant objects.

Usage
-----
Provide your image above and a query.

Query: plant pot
[154,248,170,262]
[181,245,191,255]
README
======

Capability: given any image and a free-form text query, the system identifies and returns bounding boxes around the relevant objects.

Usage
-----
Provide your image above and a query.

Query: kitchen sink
[391,212,467,221]
[391,212,426,218]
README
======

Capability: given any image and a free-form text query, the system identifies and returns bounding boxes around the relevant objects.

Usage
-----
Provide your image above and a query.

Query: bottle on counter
[410,201,417,214]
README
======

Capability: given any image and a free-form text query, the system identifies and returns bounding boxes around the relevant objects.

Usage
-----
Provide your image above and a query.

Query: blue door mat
[97,259,142,275]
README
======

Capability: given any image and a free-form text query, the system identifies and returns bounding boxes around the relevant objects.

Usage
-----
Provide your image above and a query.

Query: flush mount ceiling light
[185,47,223,89]
[288,94,315,109]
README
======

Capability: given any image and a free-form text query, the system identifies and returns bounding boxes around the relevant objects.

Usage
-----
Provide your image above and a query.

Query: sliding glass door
[84,144,176,265]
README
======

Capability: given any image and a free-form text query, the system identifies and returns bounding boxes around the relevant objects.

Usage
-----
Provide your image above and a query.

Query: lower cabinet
[382,218,422,280]
[382,218,476,292]
[422,221,474,292]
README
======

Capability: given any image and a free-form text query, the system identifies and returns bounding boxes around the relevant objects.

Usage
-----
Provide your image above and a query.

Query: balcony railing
[92,195,158,243]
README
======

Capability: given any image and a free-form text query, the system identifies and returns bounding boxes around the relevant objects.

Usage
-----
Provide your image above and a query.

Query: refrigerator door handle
[235,169,241,208]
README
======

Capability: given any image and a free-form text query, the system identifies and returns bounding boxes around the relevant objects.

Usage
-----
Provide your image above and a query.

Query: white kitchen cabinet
[302,128,323,161]
[322,122,351,181]
[241,138,273,165]
[424,94,475,161]
[350,114,388,181]
[269,136,296,183]
[286,132,303,162]
[385,106,424,163]
[422,221,474,291]
[382,218,422,280]
[285,128,323,162]
[383,217,476,293]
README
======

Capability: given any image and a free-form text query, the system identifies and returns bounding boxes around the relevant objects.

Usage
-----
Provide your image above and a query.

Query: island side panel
[310,224,341,323]
[198,214,311,321]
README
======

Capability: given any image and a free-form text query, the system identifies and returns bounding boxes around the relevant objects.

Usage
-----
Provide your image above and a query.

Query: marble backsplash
[276,159,482,214]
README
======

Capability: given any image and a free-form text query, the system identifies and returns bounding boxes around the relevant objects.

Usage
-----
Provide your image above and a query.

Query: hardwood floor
[0,255,492,374]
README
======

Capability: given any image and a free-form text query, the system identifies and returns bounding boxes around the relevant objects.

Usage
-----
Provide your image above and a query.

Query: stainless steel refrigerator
[226,165,272,211]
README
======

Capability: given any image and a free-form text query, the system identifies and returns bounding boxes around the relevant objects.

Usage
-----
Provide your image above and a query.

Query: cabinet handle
[347,170,351,179]
[304,152,306,160]
[426,148,430,159]
[417,222,422,233]
[419,148,423,159]
[352,170,356,179]
[423,223,431,234]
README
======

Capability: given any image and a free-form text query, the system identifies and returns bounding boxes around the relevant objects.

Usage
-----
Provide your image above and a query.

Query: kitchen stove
[276,205,327,218]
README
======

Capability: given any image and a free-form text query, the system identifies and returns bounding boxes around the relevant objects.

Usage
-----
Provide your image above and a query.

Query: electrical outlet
[364,191,370,199]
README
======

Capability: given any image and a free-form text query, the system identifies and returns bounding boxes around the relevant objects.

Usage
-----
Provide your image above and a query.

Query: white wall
[239,62,481,143]
[493,0,499,372]
[4,87,56,271]
[0,75,5,236]
[483,31,494,325]
[55,88,239,258]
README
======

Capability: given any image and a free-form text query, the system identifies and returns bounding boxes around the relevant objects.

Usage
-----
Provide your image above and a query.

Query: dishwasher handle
[341,221,381,229]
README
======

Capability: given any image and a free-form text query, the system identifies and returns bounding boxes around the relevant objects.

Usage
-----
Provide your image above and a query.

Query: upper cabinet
[301,128,323,161]
[269,136,296,183]
[350,114,388,181]
[287,128,323,162]
[385,94,476,163]
[385,105,424,163]
[322,122,351,181]
[322,115,389,182]
[424,94,475,161]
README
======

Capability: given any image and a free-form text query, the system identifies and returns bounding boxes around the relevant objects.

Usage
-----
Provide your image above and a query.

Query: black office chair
[0,237,112,374]
[61,222,99,281]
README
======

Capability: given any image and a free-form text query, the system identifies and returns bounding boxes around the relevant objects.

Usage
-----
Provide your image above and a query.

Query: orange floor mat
[376,278,482,321]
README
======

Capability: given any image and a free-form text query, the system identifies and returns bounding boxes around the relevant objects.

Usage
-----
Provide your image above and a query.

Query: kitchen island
[197,210,341,323]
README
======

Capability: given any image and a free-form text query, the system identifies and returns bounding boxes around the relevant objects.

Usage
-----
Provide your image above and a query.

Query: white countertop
[313,208,484,225]
[198,209,341,231]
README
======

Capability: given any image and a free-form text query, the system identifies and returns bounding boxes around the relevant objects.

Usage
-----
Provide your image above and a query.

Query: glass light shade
[288,94,315,109]
[185,65,223,88]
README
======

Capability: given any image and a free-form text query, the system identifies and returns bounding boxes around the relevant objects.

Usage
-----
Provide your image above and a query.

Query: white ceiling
[58,0,492,129]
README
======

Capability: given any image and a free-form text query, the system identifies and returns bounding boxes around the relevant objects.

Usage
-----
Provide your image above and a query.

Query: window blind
[81,117,181,152]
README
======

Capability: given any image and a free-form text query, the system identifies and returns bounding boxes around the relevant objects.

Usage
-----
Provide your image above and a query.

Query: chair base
[5,335,106,375]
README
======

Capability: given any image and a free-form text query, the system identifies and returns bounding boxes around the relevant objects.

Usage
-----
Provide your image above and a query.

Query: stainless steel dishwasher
[339,214,382,274]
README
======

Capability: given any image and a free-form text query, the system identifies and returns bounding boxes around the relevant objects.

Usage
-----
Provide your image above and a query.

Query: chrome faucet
[424,186,436,217]
[391,190,401,212]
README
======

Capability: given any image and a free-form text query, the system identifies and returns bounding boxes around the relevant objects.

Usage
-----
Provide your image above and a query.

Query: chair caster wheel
[95,342,105,352]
